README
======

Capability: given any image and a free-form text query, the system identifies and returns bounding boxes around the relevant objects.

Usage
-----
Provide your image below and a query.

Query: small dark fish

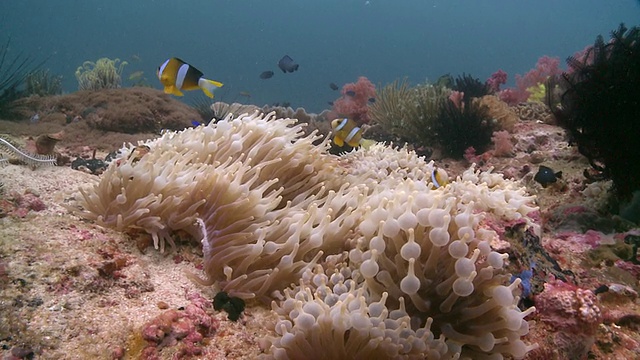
[259,70,274,79]
[345,90,356,97]
[277,55,299,73]
[534,165,562,188]
[327,101,334,106]
[213,291,245,322]
[329,82,339,91]
[368,97,376,103]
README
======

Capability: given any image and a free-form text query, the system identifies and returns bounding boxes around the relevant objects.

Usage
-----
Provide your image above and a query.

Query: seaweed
[24,69,62,96]
[0,38,43,118]
[551,23,640,201]
[0,137,56,168]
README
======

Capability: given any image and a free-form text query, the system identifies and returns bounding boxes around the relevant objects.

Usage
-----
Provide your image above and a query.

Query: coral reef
[136,293,218,358]
[474,95,518,131]
[550,23,640,201]
[513,102,554,124]
[368,79,449,145]
[491,130,515,157]
[24,69,62,97]
[486,69,508,93]
[530,279,602,359]
[433,97,495,159]
[75,57,127,91]
[452,73,490,101]
[71,111,540,358]
[332,76,376,124]
[499,56,562,105]
[15,87,199,135]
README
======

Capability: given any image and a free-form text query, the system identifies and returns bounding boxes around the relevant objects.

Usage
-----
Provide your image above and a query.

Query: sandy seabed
[0,164,274,359]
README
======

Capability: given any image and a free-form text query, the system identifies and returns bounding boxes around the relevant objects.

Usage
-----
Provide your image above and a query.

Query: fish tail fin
[359,139,377,149]
[198,78,224,98]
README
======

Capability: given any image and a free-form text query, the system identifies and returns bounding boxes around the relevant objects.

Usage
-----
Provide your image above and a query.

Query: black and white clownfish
[157,57,223,98]
[431,167,449,188]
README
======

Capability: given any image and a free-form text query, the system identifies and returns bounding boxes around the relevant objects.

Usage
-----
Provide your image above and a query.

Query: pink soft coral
[491,130,514,157]
[486,69,507,93]
[332,76,376,124]
[499,56,563,105]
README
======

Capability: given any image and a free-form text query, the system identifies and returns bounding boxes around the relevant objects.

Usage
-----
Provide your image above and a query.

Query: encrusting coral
[71,111,539,358]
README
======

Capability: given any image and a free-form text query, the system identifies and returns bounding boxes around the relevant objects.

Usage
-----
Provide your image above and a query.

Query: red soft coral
[332,76,376,124]
[499,56,563,105]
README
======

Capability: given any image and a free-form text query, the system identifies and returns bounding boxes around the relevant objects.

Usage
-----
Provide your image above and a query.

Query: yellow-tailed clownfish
[157,58,223,98]
[432,167,449,188]
[331,118,365,147]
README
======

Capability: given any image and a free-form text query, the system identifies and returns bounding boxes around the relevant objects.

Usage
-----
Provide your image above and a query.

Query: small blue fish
[368,97,376,103]
[191,120,202,127]
[345,90,356,97]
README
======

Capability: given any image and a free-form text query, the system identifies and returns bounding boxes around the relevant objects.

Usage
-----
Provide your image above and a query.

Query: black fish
[259,70,274,79]
[534,165,562,188]
[368,97,376,103]
[278,55,299,73]
[213,291,245,322]
[345,90,356,97]
[327,101,334,106]
[329,83,339,91]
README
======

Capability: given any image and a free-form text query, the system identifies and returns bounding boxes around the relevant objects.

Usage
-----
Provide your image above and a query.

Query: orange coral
[475,95,518,131]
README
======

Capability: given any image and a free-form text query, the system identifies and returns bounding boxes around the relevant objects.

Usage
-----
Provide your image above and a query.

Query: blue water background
[1,0,638,113]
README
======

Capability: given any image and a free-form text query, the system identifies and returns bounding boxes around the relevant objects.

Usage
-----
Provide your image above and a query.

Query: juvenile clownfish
[431,167,449,188]
[331,118,365,147]
[157,58,223,98]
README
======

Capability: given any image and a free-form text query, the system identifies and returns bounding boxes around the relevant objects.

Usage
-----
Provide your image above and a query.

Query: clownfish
[331,118,365,147]
[157,58,223,98]
[431,167,449,188]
